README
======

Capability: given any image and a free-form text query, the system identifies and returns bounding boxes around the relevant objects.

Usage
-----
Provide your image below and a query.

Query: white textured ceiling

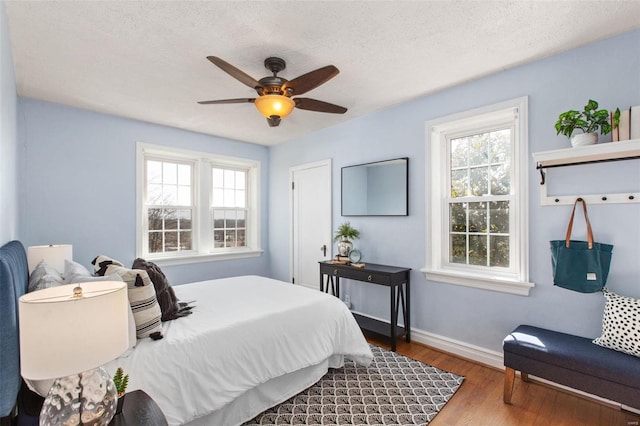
[5,1,640,146]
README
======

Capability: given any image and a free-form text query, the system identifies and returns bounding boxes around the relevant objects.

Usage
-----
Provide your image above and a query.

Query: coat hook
[602,196,607,201]
[630,195,636,200]
[539,168,546,185]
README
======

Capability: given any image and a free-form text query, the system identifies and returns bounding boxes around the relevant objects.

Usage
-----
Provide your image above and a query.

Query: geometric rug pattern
[244,344,465,425]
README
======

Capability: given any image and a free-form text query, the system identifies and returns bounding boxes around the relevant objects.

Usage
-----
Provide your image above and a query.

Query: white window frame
[422,97,534,296]
[136,142,262,266]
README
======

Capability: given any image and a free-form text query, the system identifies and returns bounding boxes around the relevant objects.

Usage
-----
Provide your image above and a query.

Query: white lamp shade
[27,244,73,274]
[19,281,129,380]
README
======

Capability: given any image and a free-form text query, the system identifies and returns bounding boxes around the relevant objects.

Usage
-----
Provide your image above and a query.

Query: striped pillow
[92,256,163,340]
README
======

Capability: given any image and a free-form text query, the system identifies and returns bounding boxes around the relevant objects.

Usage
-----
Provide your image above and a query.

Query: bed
[0,241,373,426]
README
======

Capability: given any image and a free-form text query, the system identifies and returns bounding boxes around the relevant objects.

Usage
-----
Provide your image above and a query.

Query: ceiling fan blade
[282,65,339,95]
[207,56,262,90]
[294,98,347,114]
[198,98,256,105]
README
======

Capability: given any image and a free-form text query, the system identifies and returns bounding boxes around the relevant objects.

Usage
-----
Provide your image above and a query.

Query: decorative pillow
[131,258,181,321]
[593,289,640,357]
[28,261,64,292]
[92,255,163,340]
[91,255,124,275]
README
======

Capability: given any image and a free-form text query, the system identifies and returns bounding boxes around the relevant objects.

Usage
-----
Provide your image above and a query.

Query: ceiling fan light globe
[254,95,295,119]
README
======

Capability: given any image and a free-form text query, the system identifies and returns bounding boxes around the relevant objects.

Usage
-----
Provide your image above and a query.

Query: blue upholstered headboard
[0,241,29,418]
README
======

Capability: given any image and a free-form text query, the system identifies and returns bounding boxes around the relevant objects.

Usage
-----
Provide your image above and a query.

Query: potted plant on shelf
[555,99,620,147]
[113,367,129,415]
[334,222,360,257]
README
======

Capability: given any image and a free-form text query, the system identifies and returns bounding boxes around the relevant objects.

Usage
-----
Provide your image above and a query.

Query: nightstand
[108,390,168,426]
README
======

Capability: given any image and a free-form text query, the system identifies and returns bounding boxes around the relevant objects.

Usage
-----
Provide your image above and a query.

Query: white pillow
[28,261,64,292]
[593,289,640,357]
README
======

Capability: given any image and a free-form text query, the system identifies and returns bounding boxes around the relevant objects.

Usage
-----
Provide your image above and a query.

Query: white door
[290,159,332,289]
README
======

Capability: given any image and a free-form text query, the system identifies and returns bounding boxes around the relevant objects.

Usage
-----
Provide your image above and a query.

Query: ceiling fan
[198,56,348,127]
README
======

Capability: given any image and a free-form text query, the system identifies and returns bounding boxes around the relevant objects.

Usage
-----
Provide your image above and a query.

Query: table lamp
[19,281,129,426]
[27,244,73,274]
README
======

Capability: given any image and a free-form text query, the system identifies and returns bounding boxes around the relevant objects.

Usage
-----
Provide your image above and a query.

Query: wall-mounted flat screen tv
[341,157,408,216]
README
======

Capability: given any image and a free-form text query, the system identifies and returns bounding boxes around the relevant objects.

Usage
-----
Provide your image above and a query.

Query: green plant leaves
[554,99,614,138]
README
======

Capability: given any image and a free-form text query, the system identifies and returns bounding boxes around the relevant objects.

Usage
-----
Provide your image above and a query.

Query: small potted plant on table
[334,222,360,257]
[555,99,619,147]
[113,367,129,415]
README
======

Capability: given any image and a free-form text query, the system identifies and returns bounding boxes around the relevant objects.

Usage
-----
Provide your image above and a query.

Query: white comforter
[104,275,373,425]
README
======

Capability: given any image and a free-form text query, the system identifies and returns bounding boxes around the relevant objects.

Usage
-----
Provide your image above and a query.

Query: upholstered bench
[503,324,640,410]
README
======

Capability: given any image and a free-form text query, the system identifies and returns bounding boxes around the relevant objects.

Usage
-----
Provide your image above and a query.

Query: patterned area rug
[244,345,465,425]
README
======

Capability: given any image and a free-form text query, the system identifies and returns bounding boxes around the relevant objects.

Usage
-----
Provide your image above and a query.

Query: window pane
[489,129,510,164]
[163,185,177,205]
[212,189,224,206]
[450,138,468,168]
[469,166,488,196]
[237,210,246,228]
[450,234,467,264]
[147,161,162,184]
[164,209,177,229]
[236,171,246,190]
[468,134,488,167]
[469,235,487,266]
[163,162,177,184]
[490,164,510,195]
[177,186,191,206]
[450,203,466,232]
[165,232,178,251]
[490,236,509,267]
[225,210,236,228]
[213,230,224,248]
[178,210,192,230]
[490,201,509,233]
[236,190,246,208]
[213,210,224,229]
[450,169,467,198]
[468,202,487,233]
[147,184,162,204]
[178,164,191,186]
[237,229,246,247]
[224,189,235,207]
[212,168,224,187]
[148,209,163,230]
[224,170,235,188]
[225,230,237,246]
[179,231,192,251]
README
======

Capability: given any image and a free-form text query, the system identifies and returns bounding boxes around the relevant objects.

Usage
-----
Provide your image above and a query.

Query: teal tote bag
[550,199,613,293]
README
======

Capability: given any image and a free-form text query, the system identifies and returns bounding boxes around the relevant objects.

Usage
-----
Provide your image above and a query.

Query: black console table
[319,261,410,351]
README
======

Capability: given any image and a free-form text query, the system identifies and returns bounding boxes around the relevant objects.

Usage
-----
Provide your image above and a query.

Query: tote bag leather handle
[565,198,594,249]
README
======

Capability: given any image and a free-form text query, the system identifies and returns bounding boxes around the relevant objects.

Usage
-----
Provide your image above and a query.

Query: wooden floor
[367,337,640,426]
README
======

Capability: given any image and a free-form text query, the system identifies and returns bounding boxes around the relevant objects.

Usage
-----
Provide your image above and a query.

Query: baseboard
[410,327,504,370]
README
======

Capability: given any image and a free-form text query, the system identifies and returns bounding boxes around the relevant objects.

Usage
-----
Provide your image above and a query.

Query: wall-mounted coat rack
[532,139,640,205]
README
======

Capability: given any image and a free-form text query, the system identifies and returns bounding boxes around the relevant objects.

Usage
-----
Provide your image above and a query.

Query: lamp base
[40,367,117,426]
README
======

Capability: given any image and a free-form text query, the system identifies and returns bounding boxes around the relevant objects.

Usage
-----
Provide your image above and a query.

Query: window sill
[421,268,534,296]
[143,249,264,267]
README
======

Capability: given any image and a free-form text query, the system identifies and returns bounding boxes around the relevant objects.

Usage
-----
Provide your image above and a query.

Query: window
[423,97,533,295]
[212,167,247,249]
[137,143,261,264]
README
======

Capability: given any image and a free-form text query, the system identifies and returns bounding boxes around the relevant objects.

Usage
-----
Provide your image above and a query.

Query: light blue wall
[18,99,270,284]
[0,2,19,244]
[269,30,640,352]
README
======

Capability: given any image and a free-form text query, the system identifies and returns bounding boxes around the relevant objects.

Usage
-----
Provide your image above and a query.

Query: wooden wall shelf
[532,139,640,205]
